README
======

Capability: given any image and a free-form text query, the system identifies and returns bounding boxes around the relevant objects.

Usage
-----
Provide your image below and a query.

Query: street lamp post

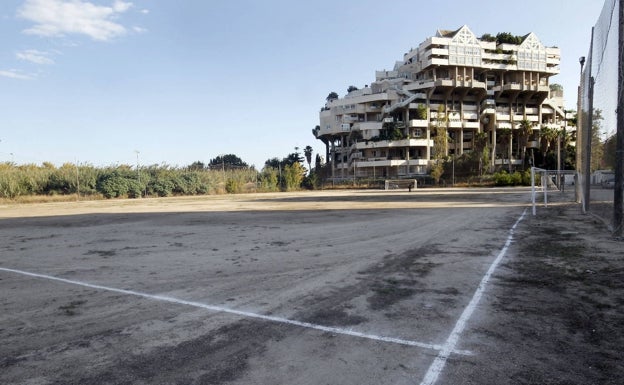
[135,150,141,197]
[576,56,586,205]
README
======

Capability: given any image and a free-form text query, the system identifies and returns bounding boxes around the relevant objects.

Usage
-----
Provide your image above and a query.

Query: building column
[491,127,497,170]
[460,129,464,154]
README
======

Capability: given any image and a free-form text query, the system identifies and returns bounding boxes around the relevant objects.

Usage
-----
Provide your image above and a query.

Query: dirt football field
[1,188,623,385]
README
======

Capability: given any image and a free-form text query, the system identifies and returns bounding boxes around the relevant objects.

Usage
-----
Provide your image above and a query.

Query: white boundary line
[418,209,527,385]
[0,266,472,355]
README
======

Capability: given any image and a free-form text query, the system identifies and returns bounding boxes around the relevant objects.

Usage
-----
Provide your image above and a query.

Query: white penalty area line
[418,208,528,385]
[0,266,472,356]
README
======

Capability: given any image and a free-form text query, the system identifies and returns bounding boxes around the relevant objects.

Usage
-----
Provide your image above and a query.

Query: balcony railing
[409,119,429,128]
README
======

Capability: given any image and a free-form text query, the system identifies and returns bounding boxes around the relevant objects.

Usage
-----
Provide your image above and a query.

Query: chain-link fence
[579,0,622,234]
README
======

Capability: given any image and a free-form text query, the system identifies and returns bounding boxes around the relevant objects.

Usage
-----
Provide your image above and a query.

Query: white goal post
[531,167,578,216]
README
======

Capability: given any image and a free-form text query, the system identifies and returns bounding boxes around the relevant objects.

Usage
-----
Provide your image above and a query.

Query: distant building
[314,25,570,180]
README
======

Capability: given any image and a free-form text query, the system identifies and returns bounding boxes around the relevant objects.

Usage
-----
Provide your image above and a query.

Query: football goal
[531,167,578,216]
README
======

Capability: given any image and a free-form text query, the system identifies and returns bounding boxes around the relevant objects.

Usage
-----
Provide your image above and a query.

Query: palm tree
[517,119,534,170]
[498,128,512,172]
[539,126,558,154]
[474,132,489,177]
[304,145,313,173]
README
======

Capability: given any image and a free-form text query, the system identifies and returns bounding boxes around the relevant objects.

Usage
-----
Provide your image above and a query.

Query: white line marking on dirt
[419,209,527,385]
[0,266,472,355]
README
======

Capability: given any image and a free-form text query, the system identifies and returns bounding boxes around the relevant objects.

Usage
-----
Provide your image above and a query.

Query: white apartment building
[314,25,570,180]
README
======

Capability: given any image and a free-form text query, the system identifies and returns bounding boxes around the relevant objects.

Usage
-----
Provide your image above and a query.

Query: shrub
[225,178,241,193]
[97,174,129,198]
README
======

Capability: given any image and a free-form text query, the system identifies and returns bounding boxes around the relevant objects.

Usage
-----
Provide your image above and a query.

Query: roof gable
[451,25,478,45]
[520,32,545,50]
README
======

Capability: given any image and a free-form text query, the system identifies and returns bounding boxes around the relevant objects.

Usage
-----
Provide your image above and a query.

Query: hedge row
[0,163,267,199]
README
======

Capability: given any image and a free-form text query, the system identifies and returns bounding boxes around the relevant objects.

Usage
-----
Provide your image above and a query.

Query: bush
[225,178,241,193]
[493,170,531,186]
[97,174,129,198]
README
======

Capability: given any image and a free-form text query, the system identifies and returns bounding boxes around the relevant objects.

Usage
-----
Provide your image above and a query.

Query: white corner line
[0,266,472,355]
[419,208,527,385]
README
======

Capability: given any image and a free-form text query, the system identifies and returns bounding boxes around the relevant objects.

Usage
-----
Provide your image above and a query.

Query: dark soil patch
[84,249,117,257]
[58,319,283,385]
[458,204,624,384]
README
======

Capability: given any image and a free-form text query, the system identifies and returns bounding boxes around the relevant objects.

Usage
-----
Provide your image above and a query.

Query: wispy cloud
[16,49,55,65]
[0,69,35,80]
[133,26,147,34]
[17,0,134,41]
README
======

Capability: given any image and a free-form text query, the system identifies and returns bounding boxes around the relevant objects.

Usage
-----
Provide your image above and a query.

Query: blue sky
[0,0,602,169]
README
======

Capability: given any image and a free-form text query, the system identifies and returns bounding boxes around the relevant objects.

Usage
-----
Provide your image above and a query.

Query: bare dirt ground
[1,188,622,385]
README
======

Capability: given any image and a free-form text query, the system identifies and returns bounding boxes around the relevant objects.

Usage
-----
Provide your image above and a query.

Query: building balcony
[353,121,383,131]
[356,159,430,168]
[503,83,522,91]
[404,81,435,91]
[420,57,449,69]
[435,78,454,87]
[355,139,433,149]
[409,119,429,128]
[464,121,480,129]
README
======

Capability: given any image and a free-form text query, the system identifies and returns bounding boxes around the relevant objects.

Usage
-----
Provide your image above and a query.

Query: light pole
[135,150,141,197]
[576,56,585,204]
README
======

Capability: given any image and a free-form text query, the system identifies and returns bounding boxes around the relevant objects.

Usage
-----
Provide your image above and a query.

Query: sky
[0,0,604,169]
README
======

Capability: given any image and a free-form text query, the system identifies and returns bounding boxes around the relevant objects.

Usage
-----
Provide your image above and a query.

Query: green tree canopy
[187,161,206,171]
[326,92,339,102]
[209,154,249,170]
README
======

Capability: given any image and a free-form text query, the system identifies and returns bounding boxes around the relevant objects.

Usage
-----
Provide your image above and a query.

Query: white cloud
[17,0,134,41]
[112,0,132,13]
[133,26,147,34]
[0,69,35,80]
[140,9,149,14]
[16,49,55,65]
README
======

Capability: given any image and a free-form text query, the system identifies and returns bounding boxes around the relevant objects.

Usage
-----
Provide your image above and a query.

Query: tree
[496,32,523,45]
[431,105,449,184]
[415,104,427,120]
[347,85,359,93]
[283,162,306,191]
[518,119,534,170]
[303,145,313,173]
[603,133,617,170]
[259,167,279,191]
[591,109,605,172]
[187,161,206,171]
[209,154,249,170]
[264,157,281,169]
[474,132,489,177]
[550,83,563,93]
[326,92,339,102]
[498,128,512,172]
[539,126,558,154]
[282,152,304,167]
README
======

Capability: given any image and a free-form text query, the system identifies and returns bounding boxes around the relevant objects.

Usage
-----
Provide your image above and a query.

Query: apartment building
[314,25,569,180]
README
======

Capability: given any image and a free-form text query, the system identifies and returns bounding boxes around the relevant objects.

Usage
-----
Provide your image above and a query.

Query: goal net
[531,167,579,215]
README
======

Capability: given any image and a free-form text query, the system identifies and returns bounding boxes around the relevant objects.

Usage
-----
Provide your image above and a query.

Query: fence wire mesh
[580,0,621,232]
